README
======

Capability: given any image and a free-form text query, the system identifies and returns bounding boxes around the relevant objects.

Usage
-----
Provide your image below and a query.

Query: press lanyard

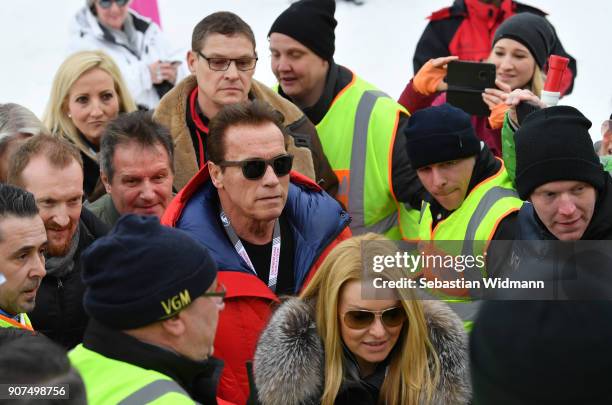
[220,210,281,292]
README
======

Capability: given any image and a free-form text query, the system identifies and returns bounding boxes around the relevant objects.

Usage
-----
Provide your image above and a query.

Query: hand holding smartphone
[446,61,496,117]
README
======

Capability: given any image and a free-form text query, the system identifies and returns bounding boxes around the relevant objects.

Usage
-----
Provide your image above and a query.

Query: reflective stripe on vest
[418,162,522,253]
[69,344,194,405]
[461,186,520,256]
[0,313,33,330]
[314,75,415,239]
[118,379,190,405]
[349,89,395,234]
[416,163,521,326]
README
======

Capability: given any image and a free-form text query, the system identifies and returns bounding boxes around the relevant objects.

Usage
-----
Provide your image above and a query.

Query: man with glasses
[162,100,351,404]
[70,214,229,404]
[69,0,188,109]
[269,0,423,240]
[154,11,338,199]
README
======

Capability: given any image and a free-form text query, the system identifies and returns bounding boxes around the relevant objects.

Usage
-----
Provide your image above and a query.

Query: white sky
[1,0,609,139]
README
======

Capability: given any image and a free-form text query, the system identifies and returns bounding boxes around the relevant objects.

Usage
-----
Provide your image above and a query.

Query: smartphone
[446,61,496,117]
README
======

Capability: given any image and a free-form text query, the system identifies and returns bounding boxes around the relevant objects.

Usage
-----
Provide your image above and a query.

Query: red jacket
[412,0,577,95]
[162,167,351,404]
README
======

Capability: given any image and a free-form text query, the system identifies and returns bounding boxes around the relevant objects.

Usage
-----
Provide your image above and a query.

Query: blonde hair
[300,233,440,405]
[487,47,546,96]
[530,64,545,97]
[42,50,137,158]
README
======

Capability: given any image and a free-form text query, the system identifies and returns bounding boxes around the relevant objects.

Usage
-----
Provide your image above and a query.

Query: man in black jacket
[269,0,424,238]
[509,106,612,241]
[7,134,108,348]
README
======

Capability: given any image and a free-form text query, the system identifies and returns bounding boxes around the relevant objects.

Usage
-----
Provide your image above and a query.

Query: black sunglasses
[217,154,293,180]
[98,0,129,9]
[342,307,406,330]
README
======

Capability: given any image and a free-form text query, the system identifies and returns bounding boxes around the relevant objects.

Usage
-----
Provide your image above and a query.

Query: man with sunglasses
[154,11,338,200]
[162,100,351,404]
[69,0,189,110]
[269,0,424,240]
[70,215,231,404]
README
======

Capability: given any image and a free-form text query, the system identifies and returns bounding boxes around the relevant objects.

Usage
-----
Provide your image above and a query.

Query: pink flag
[130,0,162,28]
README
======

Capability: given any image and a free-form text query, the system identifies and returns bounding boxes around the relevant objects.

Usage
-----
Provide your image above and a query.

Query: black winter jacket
[29,207,108,349]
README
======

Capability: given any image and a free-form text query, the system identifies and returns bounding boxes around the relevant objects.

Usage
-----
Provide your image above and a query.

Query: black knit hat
[471,301,612,405]
[82,215,218,330]
[515,105,605,199]
[403,104,481,169]
[269,0,337,61]
[492,13,555,69]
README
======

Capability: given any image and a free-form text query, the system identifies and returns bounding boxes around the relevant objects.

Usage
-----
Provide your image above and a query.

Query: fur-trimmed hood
[254,298,471,405]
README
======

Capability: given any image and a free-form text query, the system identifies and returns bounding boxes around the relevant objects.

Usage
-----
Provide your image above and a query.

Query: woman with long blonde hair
[254,233,470,405]
[398,13,556,158]
[43,50,136,201]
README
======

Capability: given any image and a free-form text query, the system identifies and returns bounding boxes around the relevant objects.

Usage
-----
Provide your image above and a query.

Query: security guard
[69,215,231,404]
[403,104,523,327]
[268,0,423,239]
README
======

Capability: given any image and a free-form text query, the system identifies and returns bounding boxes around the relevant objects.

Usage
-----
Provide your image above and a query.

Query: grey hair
[0,103,49,145]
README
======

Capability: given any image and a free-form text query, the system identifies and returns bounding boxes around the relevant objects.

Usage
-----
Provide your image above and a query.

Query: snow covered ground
[1,0,610,139]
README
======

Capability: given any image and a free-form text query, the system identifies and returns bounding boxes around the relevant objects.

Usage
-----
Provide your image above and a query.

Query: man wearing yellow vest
[403,104,522,325]
[0,184,47,331]
[269,0,424,239]
[69,215,232,405]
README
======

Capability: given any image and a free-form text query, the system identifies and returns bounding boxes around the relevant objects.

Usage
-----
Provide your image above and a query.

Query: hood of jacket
[254,297,471,405]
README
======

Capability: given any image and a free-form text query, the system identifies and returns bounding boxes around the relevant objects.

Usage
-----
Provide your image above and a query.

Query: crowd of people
[1,0,611,404]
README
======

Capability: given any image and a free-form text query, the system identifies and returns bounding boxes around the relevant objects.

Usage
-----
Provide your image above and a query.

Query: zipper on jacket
[57,277,65,346]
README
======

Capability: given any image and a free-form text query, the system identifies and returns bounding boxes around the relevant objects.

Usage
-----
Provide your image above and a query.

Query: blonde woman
[398,13,557,158]
[43,50,136,201]
[0,103,50,181]
[254,233,470,405]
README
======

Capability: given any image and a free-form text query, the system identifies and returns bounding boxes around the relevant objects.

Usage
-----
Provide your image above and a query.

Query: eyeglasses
[202,283,226,307]
[196,51,258,71]
[217,154,293,180]
[97,0,129,9]
[342,307,406,330]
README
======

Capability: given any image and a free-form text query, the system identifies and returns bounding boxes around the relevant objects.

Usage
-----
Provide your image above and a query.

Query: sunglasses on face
[97,0,129,9]
[342,307,406,330]
[217,154,293,180]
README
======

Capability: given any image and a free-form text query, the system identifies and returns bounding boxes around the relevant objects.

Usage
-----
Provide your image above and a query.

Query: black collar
[83,319,223,403]
[278,61,354,126]
[429,145,501,225]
